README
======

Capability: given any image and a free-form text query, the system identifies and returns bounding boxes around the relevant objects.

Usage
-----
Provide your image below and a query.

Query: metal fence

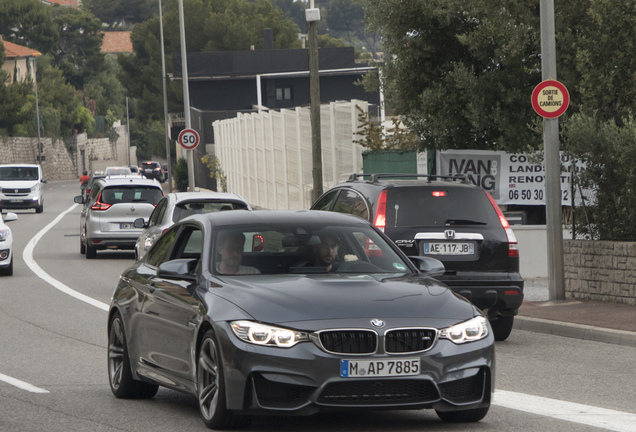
[213,100,369,210]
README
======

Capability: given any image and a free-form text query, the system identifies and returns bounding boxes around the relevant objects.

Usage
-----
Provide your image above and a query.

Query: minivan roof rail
[346,173,469,184]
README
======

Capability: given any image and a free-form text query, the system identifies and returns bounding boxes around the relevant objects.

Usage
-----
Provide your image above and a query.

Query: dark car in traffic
[311,173,524,341]
[141,161,164,181]
[108,210,494,429]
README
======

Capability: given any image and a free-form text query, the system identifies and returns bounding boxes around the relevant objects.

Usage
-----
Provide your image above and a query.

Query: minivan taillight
[373,190,388,232]
[484,191,518,257]
[91,193,111,211]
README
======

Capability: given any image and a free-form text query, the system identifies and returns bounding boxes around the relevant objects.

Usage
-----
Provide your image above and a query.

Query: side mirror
[157,259,198,281]
[74,195,85,204]
[2,212,18,222]
[133,217,146,229]
[41,177,47,183]
[409,256,445,277]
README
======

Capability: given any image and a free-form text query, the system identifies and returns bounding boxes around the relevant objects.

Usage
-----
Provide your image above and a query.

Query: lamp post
[32,56,42,165]
[306,0,323,201]
[159,0,173,192]
[178,0,195,192]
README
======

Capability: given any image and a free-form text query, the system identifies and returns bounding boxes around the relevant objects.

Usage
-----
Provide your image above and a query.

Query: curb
[514,316,636,347]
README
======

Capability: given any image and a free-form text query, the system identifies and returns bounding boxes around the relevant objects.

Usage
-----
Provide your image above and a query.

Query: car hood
[209,274,477,327]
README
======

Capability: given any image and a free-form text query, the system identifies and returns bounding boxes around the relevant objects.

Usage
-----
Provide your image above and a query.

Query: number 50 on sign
[178,128,200,150]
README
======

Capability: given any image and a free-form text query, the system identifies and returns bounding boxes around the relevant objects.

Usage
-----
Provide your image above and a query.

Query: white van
[0,164,47,213]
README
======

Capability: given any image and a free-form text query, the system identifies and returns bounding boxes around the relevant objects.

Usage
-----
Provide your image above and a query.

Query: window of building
[276,87,292,101]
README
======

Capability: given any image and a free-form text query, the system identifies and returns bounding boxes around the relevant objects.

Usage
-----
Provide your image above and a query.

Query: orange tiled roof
[1,40,41,58]
[101,32,133,54]
[41,0,73,6]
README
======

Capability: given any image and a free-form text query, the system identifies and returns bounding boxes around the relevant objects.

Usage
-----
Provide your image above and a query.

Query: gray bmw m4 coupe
[108,210,494,429]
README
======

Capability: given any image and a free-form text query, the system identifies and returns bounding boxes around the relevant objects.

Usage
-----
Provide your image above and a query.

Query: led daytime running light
[231,320,308,348]
[440,316,489,344]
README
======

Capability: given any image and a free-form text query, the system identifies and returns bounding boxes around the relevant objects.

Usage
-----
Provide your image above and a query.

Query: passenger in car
[216,231,260,275]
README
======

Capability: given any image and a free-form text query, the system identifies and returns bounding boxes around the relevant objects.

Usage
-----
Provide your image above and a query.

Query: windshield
[0,167,39,181]
[212,223,412,276]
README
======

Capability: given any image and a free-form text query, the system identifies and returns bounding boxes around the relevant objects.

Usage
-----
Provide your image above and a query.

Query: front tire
[108,312,158,399]
[436,406,490,422]
[491,316,514,341]
[80,239,86,255]
[0,257,13,276]
[197,330,250,430]
[35,202,43,213]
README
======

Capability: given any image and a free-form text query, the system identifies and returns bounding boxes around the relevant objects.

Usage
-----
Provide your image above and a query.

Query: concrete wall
[564,240,636,305]
[0,126,131,180]
[513,225,571,280]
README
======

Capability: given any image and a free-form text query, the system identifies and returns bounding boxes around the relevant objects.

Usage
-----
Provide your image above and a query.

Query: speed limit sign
[178,128,200,150]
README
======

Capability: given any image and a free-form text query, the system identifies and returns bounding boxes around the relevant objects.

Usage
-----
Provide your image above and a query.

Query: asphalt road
[1,180,635,432]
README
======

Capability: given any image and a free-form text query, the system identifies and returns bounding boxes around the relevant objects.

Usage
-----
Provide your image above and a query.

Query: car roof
[183,209,371,229]
[169,191,248,204]
[0,164,40,168]
[336,173,479,190]
[96,176,162,187]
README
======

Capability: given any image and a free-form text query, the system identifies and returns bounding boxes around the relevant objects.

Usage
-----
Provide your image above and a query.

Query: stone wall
[0,125,130,180]
[564,240,636,306]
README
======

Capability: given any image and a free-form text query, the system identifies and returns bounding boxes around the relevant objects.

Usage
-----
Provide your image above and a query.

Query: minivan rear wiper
[444,219,487,225]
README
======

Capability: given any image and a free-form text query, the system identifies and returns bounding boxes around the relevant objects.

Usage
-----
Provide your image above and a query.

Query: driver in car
[216,231,260,275]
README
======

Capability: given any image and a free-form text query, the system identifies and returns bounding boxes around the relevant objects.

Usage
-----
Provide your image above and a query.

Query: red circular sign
[532,80,570,118]
[178,128,200,150]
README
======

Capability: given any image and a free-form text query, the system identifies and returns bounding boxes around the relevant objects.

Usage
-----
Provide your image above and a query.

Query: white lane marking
[0,372,49,393]
[495,390,636,432]
[22,204,109,311]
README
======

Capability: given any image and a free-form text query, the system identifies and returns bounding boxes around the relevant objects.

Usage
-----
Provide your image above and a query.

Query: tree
[0,0,58,53]
[81,0,155,30]
[48,6,105,90]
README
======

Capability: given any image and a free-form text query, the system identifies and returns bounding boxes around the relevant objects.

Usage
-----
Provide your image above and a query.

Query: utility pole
[306,1,323,201]
[126,95,131,166]
[178,0,196,192]
[159,0,173,192]
[32,56,42,165]
[540,0,566,300]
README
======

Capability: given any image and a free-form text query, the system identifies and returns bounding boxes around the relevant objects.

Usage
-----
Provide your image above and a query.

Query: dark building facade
[171,46,380,190]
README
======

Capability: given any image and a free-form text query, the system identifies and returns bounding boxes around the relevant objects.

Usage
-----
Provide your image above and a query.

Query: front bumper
[216,323,495,416]
[0,196,41,209]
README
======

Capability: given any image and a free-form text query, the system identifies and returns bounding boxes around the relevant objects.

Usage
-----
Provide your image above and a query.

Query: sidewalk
[514,278,636,347]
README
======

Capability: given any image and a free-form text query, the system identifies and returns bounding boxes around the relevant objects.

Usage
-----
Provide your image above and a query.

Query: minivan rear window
[385,187,500,227]
[172,201,248,222]
[100,186,163,205]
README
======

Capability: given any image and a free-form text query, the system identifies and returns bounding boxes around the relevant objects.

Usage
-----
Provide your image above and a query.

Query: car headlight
[231,320,309,348]
[31,184,39,192]
[0,229,9,242]
[439,316,489,344]
[144,237,154,250]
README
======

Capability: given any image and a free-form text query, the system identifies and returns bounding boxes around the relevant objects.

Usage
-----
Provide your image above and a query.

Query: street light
[31,56,42,165]
[159,0,173,192]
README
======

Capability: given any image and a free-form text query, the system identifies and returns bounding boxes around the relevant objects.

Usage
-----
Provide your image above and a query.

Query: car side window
[171,227,203,260]
[149,198,167,227]
[146,228,178,267]
[312,190,339,211]
[332,190,369,220]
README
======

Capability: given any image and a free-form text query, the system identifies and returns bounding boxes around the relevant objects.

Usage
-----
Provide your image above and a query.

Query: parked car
[0,164,47,213]
[140,161,163,181]
[134,191,251,261]
[104,166,132,176]
[311,173,524,341]
[0,212,18,276]
[74,176,164,259]
[108,210,494,429]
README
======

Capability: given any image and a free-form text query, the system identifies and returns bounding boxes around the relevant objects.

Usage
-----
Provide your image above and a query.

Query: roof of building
[1,40,41,59]
[101,31,133,54]
[41,0,73,5]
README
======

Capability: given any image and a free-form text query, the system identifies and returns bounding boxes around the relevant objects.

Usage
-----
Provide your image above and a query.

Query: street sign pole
[178,0,195,192]
[540,0,565,300]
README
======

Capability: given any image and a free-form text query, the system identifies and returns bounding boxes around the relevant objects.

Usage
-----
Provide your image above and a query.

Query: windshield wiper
[444,219,487,225]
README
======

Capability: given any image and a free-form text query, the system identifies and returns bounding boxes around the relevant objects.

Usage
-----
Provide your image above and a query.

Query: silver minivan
[74,176,163,259]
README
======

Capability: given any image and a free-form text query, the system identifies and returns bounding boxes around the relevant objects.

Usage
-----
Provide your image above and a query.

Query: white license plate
[340,358,420,378]
[424,242,474,255]
[10,199,22,203]
[119,223,133,229]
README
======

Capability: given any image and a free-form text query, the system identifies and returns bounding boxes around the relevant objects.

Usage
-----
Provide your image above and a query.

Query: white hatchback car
[75,176,164,259]
[134,191,250,261]
[0,212,18,276]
